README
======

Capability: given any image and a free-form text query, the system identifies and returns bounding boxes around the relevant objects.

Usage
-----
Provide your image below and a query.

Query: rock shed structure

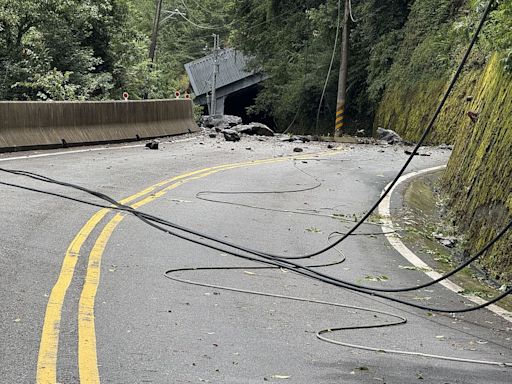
[185,49,266,117]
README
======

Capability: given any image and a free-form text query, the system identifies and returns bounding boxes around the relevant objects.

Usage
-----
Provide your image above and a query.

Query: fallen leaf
[413,296,432,301]
[364,275,389,282]
[399,265,431,272]
[169,199,192,203]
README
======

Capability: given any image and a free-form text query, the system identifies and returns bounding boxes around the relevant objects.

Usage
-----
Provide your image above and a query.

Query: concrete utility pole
[335,0,351,137]
[210,34,221,116]
[149,0,164,63]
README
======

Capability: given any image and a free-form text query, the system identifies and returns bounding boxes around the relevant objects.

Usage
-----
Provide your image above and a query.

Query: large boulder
[222,129,241,142]
[376,127,403,145]
[202,115,242,128]
[234,122,274,137]
[234,125,255,135]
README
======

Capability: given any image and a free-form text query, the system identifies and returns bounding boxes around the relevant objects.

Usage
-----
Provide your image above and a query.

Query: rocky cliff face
[442,54,511,283]
[370,0,512,283]
[377,53,511,283]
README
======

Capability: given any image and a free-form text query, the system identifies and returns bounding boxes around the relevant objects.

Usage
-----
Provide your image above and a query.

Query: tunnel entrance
[224,85,274,128]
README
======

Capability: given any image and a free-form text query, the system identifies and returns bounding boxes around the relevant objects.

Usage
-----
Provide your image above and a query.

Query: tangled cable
[0,163,510,314]
[3,161,510,366]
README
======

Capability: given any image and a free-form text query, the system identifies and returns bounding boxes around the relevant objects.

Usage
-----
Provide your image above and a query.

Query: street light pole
[335,0,350,137]
[210,34,220,116]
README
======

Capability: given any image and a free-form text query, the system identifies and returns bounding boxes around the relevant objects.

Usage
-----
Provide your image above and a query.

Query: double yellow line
[36,149,340,383]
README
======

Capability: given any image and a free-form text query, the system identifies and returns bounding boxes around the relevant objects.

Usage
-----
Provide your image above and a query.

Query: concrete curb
[378,165,512,323]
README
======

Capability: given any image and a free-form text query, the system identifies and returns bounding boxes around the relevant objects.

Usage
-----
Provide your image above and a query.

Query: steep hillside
[374,0,511,284]
[443,54,511,283]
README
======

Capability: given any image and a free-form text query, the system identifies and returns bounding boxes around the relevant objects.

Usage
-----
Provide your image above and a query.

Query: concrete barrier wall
[0,99,198,151]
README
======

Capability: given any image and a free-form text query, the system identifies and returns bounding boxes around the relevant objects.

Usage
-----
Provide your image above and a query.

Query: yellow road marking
[78,213,124,384]
[36,210,108,384]
[38,148,341,383]
[36,168,221,383]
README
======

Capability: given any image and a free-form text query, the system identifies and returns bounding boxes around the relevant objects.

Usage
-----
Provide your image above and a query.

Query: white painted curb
[378,165,512,323]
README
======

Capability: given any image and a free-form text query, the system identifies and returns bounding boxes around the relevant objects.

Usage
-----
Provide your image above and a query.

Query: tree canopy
[0,0,510,132]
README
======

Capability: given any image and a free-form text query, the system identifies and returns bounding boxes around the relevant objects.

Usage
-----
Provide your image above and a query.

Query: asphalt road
[0,134,510,384]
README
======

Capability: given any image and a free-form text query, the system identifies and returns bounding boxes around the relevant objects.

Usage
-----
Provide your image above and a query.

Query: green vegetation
[374,0,511,143]
[232,0,413,133]
[1,0,139,100]
[0,0,235,101]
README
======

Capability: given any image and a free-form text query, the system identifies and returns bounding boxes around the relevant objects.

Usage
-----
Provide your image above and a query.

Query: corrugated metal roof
[185,49,257,96]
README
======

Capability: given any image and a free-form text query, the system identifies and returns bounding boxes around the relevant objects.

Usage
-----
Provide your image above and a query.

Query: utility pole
[149,0,164,63]
[210,34,220,116]
[335,0,350,137]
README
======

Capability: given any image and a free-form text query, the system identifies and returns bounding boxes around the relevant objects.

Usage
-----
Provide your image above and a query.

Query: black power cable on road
[3,170,510,366]
[1,166,510,314]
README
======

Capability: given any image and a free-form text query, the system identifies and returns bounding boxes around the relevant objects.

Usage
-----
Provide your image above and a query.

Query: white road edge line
[378,165,512,323]
[0,137,198,163]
